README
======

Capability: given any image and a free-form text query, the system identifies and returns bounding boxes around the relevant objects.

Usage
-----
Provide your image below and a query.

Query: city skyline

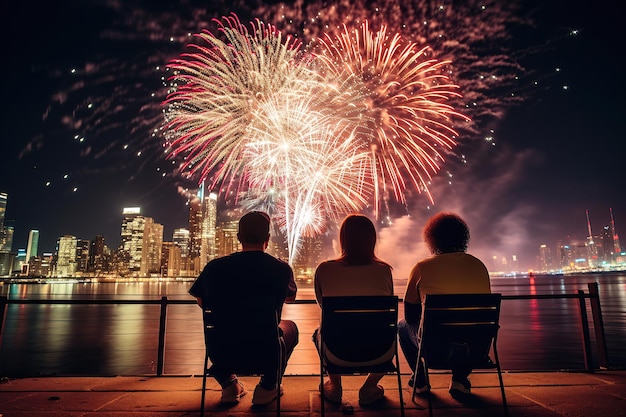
[1,1,624,272]
[0,189,622,275]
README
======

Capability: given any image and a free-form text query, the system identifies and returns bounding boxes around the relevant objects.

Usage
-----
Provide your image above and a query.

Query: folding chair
[200,305,284,417]
[413,293,508,417]
[318,295,405,417]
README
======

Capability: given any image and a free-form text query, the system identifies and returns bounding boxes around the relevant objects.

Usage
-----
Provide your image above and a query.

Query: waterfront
[1,273,625,377]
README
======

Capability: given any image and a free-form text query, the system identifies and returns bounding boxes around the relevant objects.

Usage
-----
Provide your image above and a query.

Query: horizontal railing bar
[0,287,607,375]
[0,293,596,305]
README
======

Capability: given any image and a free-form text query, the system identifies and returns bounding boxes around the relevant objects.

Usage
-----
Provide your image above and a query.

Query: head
[337,214,378,265]
[423,212,470,254]
[237,211,271,247]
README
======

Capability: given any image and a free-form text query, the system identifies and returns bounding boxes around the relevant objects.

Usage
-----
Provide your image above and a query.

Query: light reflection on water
[1,273,625,376]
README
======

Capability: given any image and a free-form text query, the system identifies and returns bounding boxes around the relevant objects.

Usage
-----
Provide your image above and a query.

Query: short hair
[238,211,271,244]
[423,212,470,254]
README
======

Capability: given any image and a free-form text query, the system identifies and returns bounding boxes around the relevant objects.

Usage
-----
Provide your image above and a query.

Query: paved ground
[0,370,625,417]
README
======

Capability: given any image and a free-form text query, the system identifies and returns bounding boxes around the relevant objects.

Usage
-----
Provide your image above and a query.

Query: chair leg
[200,354,209,417]
[276,339,285,417]
[493,347,508,416]
[394,349,405,417]
[424,365,433,417]
[320,343,325,417]
[200,375,207,417]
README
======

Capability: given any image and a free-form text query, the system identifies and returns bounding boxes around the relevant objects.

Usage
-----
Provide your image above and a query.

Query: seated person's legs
[258,320,299,390]
[209,367,246,403]
[279,319,299,367]
[398,319,429,389]
[397,319,418,371]
[253,320,299,405]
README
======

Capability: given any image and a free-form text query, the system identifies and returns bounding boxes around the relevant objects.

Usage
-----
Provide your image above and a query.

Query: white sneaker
[221,380,246,403]
[321,380,342,403]
[252,384,284,405]
[359,384,384,406]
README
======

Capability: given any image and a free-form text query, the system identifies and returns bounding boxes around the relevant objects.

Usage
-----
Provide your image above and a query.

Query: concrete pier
[1,370,625,416]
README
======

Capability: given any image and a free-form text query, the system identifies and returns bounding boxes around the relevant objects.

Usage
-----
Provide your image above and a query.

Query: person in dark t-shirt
[189,211,298,405]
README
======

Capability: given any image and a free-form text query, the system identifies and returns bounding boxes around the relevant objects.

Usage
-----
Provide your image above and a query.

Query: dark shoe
[449,377,471,395]
[409,374,430,394]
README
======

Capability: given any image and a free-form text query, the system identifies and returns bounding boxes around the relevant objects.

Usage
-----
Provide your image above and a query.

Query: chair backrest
[321,295,398,366]
[419,293,501,369]
[203,297,280,374]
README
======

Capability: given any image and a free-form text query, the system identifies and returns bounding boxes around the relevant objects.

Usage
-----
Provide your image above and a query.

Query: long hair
[336,214,386,266]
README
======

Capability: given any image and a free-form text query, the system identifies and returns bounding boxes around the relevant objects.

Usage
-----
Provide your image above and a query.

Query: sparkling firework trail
[254,0,527,131]
[164,14,470,262]
[164,14,314,186]
[315,21,469,214]
[243,93,373,260]
[164,14,376,261]
[36,0,536,201]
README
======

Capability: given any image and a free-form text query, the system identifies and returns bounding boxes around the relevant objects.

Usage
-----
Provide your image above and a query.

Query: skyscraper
[0,192,8,252]
[610,208,621,255]
[200,192,218,266]
[26,229,40,262]
[161,241,182,277]
[216,219,240,257]
[538,244,553,271]
[141,220,163,276]
[76,239,91,274]
[188,185,218,274]
[88,235,106,273]
[55,235,78,277]
[173,228,190,275]
[120,207,146,275]
[187,196,203,274]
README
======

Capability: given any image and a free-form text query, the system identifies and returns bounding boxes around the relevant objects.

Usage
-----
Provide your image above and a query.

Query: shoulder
[371,260,393,272]
[203,254,236,270]
[315,259,342,273]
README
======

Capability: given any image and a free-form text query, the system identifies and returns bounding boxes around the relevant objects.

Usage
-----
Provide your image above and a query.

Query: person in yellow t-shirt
[398,212,490,396]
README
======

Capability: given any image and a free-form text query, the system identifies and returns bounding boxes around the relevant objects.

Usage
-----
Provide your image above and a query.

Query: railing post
[577,290,593,372]
[588,282,609,369]
[156,296,168,376]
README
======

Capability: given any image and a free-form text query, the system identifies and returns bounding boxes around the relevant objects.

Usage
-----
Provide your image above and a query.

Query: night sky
[1,0,624,274]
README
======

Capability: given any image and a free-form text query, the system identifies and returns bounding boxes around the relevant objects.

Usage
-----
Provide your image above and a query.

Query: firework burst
[164,14,470,262]
[164,14,317,186]
[242,93,373,260]
[164,14,375,261]
[315,21,469,213]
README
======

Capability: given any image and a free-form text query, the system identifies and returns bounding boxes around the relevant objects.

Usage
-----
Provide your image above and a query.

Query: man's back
[190,251,293,324]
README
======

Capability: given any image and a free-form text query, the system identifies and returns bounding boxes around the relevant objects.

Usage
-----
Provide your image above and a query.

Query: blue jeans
[398,319,471,381]
[398,319,420,373]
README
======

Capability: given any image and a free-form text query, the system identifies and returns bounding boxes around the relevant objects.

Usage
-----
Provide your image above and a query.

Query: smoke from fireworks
[164,14,467,262]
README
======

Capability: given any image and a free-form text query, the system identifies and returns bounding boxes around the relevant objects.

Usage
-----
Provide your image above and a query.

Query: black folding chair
[200,305,284,417]
[413,293,508,417]
[319,295,405,417]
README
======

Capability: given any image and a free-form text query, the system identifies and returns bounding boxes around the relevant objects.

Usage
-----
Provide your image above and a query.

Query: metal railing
[0,282,608,375]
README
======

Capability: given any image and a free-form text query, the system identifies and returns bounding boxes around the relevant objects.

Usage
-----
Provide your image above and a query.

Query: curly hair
[423,212,470,254]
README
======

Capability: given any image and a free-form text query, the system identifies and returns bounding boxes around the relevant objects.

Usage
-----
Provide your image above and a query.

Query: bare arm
[285,269,297,303]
